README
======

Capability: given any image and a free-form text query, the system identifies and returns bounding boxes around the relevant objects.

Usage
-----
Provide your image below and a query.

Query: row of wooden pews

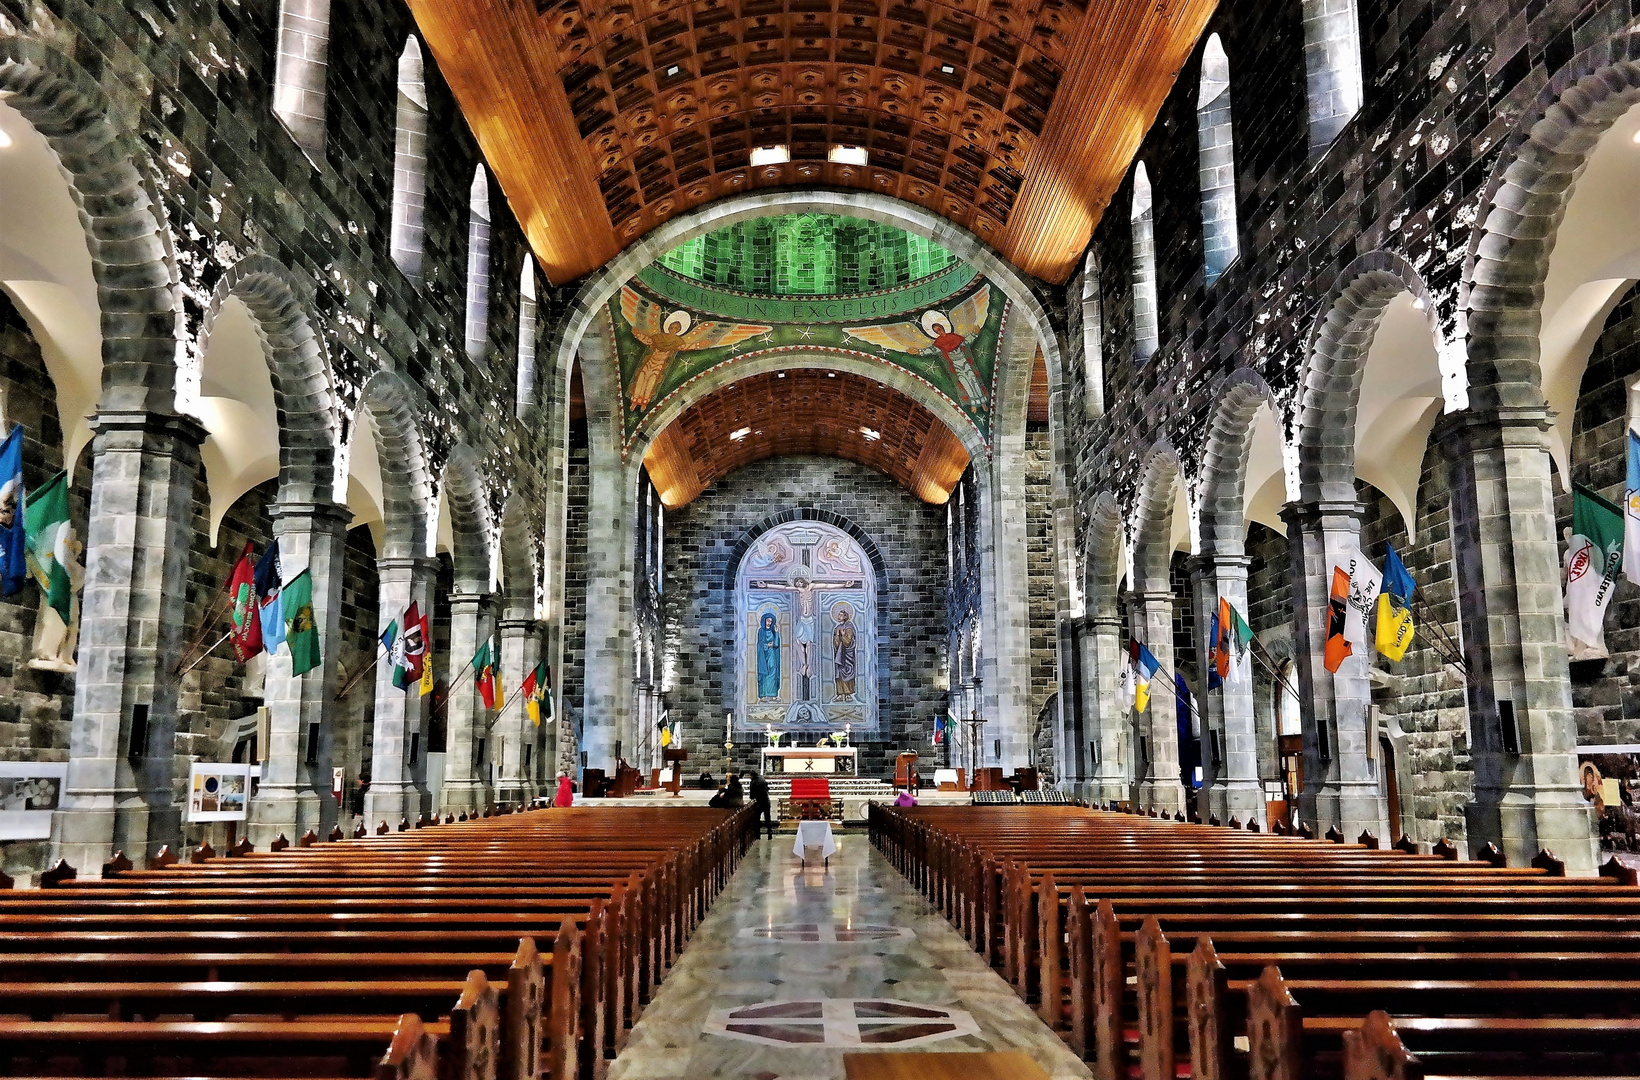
[870,803,1640,1080]
[0,803,756,1080]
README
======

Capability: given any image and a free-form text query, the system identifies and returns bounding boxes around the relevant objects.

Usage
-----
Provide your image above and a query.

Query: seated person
[697,771,716,790]
[723,773,745,806]
[895,789,918,807]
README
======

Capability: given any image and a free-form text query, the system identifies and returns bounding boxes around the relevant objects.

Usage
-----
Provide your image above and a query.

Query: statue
[29,525,83,673]
[756,612,781,698]
[832,603,856,700]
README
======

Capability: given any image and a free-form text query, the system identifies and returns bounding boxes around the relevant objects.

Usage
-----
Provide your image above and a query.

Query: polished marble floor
[607,834,1093,1080]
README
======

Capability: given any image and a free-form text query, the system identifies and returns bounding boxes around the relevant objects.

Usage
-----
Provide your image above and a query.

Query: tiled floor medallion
[704,998,980,1048]
[738,922,916,943]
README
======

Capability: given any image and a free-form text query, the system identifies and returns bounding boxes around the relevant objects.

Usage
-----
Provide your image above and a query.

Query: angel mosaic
[620,288,771,412]
[841,285,992,414]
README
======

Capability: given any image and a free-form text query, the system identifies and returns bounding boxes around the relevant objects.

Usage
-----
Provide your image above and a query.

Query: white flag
[1567,485,1625,660]
[1339,548,1383,654]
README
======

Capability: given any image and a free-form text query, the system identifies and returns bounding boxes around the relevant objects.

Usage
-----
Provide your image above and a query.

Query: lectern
[894,751,919,788]
[663,747,688,796]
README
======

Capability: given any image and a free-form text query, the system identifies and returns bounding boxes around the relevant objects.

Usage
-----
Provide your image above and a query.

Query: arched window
[390,38,429,279]
[1301,0,1363,153]
[271,0,331,163]
[1196,34,1239,284]
[1079,250,1104,417]
[516,256,537,417]
[465,166,492,362]
[1129,162,1159,361]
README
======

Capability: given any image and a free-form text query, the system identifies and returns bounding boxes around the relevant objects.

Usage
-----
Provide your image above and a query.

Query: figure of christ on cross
[746,570,863,704]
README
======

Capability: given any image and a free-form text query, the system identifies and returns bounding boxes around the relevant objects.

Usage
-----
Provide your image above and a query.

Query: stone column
[439,591,491,813]
[1127,591,1186,814]
[248,500,350,849]
[1282,501,1385,841]
[977,460,1031,771]
[364,556,436,827]
[51,411,205,873]
[1055,618,1083,788]
[580,457,635,777]
[493,616,540,804]
[1191,554,1265,826]
[1082,614,1130,804]
[1440,409,1599,873]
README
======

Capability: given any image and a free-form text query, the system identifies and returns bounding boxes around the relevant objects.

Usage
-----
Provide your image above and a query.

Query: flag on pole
[473,639,497,710]
[1205,605,1223,691]
[1375,544,1417,662]
[390,602,425,691]
[1215,597,1232,683]
[1324,566,1353,673]
[255,540,284,654]
[420,639,434,697]
[282,569,321,676]
[1226,602,1254,686]
[1566,483,1625,659]
[1131,640,1161,713]
[1341,548,1383,654]
[24,470,72,624]
[933,714,946,745]
[0,425,25,598]
[1625,427,1640,586]
[524,660,549,724]
[228,544,263,662]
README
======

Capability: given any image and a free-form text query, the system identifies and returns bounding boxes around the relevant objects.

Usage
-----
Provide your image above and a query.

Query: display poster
[0,761,68,840]
[1578,747,1640,859]
[187,761,255,822]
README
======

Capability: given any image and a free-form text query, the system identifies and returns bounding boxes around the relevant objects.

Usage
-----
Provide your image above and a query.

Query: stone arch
[627,348,990,469]
[1130,442,1182,594]
[548,189,1063,457]
[497,494,537,621]
[1130,162,1159,360]
[724,508,890,597]
[0,34,180,412]
[1083,491,1126,623]
[199,255,339,505]
[1078,250,1104,418]
[1196,32,1239,284]
[1294,251,1442,505]
[1463,51,1640,413]
[1196,368,1278,557]
[439,443,492,594]
[351,370,431,560]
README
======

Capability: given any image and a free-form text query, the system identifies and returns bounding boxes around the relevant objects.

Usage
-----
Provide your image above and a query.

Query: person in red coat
[554,774,574,807]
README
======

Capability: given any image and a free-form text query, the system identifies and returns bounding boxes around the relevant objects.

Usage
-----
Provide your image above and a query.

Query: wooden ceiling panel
[642,369,971,506]
[409,0,1215,285]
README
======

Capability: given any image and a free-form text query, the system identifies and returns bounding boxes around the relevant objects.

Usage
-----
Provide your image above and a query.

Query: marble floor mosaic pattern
[607,835,1093,1080]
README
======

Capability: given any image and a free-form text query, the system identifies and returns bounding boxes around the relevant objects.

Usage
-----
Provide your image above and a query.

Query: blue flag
[1626,428,1640,586]
[254,539,285,654]
[1205,609,1222,691]
[0,426,23,597]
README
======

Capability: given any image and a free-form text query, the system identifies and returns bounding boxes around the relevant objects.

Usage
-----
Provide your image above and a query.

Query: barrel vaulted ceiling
[408,0,1217,285]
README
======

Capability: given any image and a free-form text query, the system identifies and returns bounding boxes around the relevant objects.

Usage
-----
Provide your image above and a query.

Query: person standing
[749,771,774,839]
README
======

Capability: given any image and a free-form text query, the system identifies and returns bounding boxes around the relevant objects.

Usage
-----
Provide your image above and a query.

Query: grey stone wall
[1025,427,1059,774]
[561,443,590,756]
[1245,521,1295,782]
[661,456,949,780]
[1559,282,1640,749]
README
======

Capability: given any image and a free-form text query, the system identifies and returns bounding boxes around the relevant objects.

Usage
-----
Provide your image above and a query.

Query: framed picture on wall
[0,761,68,840]
[187,762,258,823]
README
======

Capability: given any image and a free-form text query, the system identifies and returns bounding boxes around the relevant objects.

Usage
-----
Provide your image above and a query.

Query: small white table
[793,820,837,867]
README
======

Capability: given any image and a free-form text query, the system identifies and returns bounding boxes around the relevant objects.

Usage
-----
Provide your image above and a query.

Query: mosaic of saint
[608,259,1007,448]
[734,521,876,734]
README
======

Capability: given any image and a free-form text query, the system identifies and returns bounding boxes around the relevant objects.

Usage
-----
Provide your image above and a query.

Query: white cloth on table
[793,820,837,860]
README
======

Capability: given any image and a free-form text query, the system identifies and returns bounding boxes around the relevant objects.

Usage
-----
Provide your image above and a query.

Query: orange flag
[1324,566,1353,673]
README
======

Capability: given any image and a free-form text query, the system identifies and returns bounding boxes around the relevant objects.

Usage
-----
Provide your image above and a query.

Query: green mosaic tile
[656,214,958,296]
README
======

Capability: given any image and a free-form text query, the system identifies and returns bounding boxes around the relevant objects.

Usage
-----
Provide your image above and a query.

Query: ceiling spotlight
[749,144,790,166]
[827,372,836,378]
[777,371,786,378]
[0,127,12,150]
[828,144,869,166]
[860,427,882,442]
[939,64,956,75]
[1632,127,1640,145]
[666,64,682,77]
[729,426,751,442]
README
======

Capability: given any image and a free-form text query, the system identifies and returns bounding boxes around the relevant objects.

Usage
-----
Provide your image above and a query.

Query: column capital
[1279,499,1366,526]
[89,409,208,449]
[1186,552,1252,576]
[448,590,493,613]
[269,500,353,531]
[496,617,542,635]
[377,555,439,574]
[1125,590,1174,606]
[1088,615,1126,631]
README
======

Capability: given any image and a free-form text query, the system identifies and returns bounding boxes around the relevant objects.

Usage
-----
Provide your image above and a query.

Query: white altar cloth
[793,820,837,863]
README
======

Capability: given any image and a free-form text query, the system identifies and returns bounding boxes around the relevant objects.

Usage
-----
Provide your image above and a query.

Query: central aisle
[609,833,1092,1080]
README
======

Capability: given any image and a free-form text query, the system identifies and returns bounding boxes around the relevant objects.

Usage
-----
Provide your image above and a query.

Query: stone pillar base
[363,784,417,831]
[247,784,320,850]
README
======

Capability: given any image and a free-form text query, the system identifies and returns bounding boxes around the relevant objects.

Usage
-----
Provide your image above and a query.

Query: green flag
[282,569,322,676]
[1567,484,1625,659]
[24,470,72,623]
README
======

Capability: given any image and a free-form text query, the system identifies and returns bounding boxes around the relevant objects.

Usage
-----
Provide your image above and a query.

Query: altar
[760,747,858,775]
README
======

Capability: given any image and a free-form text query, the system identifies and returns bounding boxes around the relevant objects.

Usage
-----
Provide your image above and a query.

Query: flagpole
[335,645,388,701]
[173,587,237,674]
[178,629,234,677]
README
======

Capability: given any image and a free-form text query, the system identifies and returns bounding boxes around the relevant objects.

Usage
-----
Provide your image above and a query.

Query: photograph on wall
[0,761,67,840]
[187,761,255,822]
[1578,749,1640,858]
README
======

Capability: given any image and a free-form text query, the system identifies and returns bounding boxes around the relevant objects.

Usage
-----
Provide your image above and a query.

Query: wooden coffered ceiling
[642,369,970,506]
[408,0,1216,285]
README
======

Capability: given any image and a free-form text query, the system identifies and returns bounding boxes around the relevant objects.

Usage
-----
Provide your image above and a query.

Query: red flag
[1216,597,1232,680]
[400,602,426,683]
[228,543,262,662]
[1324,566,1353,673]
